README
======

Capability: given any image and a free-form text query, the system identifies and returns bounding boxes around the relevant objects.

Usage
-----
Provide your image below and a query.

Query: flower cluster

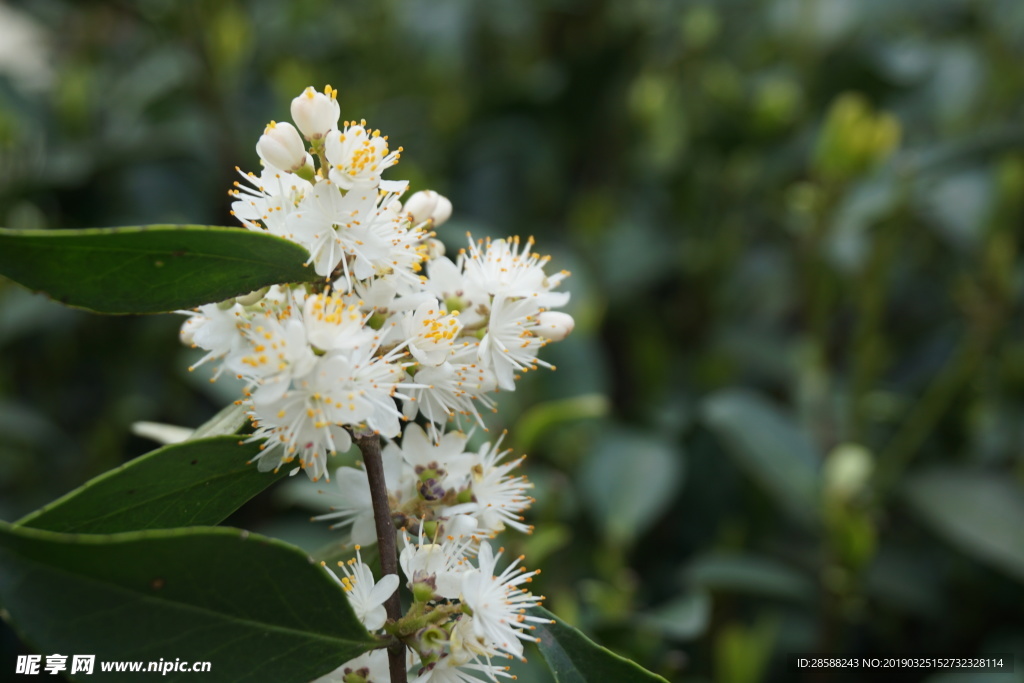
[177,85,568,683]
[180,84,574,483]
[315,538,547,683]
[316,423,532,545]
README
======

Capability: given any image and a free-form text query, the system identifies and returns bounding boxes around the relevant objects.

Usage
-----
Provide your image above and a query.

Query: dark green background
[2,1,1023,682]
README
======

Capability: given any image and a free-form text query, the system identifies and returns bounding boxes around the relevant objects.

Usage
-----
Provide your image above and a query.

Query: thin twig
[356,432,407,683]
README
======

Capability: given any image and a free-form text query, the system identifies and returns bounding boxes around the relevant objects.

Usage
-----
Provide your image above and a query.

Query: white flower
[444,436,534,536]
[399,529,473,601]
[423,257,488,329]
[291,85,341,141]
[410,648,512,683]
[244,363,354,482]
[228,305,317,406]
[459,542,545,660]
[303,290,376,352]
[329,547,400,631]
[257,120,310,173]
[476,294,550,392]
[230,166,312,237]
[309,649,390,683]
[401,358,494,438]
[396,423,473,486]
[401,300,462,367]
[325,121,402,189]
[461,235,570,307]
[315,443,413,544]
[180,302,246,378]
[287,180,425,284]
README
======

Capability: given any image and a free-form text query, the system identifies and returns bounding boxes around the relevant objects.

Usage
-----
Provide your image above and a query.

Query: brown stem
[356,432,406,683]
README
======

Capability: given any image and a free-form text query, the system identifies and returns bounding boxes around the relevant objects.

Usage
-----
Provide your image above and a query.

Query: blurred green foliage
[2,0,1024,681]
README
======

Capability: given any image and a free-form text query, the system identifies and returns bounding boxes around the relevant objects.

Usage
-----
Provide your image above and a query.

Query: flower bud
[431,195,453,226]
[290,85,340,141]
[535,311,575,341]
[404,190,439,224]
[256,121,308,172]
[411,580,437,604]
[823,443,873,504]
[404,190,453,226]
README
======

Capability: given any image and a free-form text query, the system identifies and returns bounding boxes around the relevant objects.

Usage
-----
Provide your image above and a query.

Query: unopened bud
[535,311,575,341]
[404,190,440,224]
[824,443,873,504]
[290,85,340,141]
[431,195,453,226]
[341,669,369,683]
[411,580,437,604]
[256,121,308,172]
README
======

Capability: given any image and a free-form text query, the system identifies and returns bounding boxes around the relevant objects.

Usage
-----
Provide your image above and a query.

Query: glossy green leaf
[0,226,319,314]
[905,468,1024,583]
[0,523,377,683]
[16,436,283,533]
[532,606,669,683]
[701,389,821,526]
[578,427,684,547]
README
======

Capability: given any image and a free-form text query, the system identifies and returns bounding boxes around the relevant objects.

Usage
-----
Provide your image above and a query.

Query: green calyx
[443,295,467,313]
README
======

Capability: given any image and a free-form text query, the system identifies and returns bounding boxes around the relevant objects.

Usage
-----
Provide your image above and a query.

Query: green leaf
[683,553,816,602]
[532,606,669,683]
[514,394,610,454]
[701,389,821,526]
[0,523,376,683]
[637,590,712,641]
[16,437,284,534]
[578,427,684,547]
[0,226,319,314]
[905,468,1024,583]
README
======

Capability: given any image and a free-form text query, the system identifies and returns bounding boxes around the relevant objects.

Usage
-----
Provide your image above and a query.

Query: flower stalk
[356,431,407,683]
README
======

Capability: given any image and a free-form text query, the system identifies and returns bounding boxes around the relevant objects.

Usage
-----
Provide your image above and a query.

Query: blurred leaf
[684,553,816,603]
[715,617,778,683]
[701,390,821,526]
[579,427,684,546]
[0,522,376,683]
[915,167,994,251]
[16,437,284,533]
[905,469,1024,583]
[514,394,610,453]
[522,523,572,567]
[0,286,80,346]
[532,606,669,683]
[864,545,943,617]
[638,590,712,641]
[826,176,901,272]
[0,226,318,314]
